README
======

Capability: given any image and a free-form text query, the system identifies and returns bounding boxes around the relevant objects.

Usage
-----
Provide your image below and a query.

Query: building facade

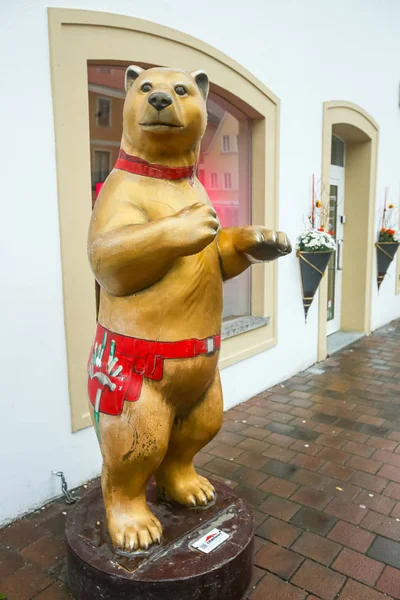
[1,0,400,524]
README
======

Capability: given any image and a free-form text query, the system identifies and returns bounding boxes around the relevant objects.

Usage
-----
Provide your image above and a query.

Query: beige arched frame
[318,101,379,361]
[48,9,280,431]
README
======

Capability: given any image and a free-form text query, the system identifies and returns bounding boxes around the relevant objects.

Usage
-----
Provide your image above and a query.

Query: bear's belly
[98,243,223,342]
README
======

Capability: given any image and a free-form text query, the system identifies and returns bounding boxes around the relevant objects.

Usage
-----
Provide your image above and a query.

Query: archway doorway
[318,102,379,361]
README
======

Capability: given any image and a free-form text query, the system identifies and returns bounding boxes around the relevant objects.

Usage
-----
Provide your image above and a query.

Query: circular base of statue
[65,480,254,600]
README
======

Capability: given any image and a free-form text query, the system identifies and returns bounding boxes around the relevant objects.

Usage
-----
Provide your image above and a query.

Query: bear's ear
[190,70,209,100]
[125,65,144,93]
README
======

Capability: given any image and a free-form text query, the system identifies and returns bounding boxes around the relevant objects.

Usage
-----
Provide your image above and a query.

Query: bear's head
[121,66,209,164]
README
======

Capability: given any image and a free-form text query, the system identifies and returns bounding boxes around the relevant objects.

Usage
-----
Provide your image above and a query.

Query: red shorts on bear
[87,323,221,416]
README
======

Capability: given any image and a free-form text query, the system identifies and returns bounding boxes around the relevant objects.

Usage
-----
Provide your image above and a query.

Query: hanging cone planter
[298,250,333,321]
[376,242,399,290]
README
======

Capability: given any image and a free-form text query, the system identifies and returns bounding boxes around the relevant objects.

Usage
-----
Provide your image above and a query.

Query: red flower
[381,228,387,232]
[318,227,324,232]
[388,229,396,235]
[328,230,335,235]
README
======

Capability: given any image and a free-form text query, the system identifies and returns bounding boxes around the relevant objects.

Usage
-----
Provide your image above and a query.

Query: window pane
[327,185,338,321]
[331,135,345,167]
[200,92,251,320]
[88,65,252,321]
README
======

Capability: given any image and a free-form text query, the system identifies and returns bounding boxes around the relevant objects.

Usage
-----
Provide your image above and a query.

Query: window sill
[222,315,269,340]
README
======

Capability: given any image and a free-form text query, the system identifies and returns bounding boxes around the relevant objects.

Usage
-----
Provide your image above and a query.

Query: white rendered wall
[1,0,400,524]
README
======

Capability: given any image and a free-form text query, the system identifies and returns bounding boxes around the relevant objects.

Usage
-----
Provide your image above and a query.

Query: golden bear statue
[87,65,291,554]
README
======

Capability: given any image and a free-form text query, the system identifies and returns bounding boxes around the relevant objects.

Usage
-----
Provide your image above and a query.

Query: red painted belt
[87,323,221,416]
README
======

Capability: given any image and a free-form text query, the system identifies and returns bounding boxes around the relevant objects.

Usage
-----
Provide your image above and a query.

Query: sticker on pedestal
[192,528,230,554]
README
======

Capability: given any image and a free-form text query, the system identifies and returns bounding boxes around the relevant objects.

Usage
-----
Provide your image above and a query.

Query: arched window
[49,8,280,431]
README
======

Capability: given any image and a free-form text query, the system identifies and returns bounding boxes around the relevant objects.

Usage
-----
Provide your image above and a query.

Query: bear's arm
[88,191,185,297]
[217,226,291,281]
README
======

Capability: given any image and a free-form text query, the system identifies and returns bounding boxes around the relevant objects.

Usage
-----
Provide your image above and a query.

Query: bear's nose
[148,92,173,111]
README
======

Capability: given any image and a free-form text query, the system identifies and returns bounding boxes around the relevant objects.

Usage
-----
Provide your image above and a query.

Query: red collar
[115,149,196,182]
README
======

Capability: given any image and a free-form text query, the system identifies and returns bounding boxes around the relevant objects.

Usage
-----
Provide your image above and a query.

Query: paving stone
[254,540,304,578]
[267,422,296,436]
[236,437,270,453]
[1,565,53,600]
[367,437,398,451]
[325,497,368,525]
[291,469,328,489]
[209,443,244,460]
[291,559,346,600]
[262,444,296,462]
[234,450,269,470]
[311,413,338,425]
[377,566,400,598]
[378,464,400,483]
[241,426,270,440]
[0,545,25,580]
[230,485,268,508]
[338,579,394,600]
[342,441,375,458]
[260,475,299,498]
[319,478,361,502]
[232,466,269,488]
[265,432,295,447]
[368,535,400,569]
[256,516,302,547]
[291,507,337,536]
[349,471,388,493]
[360,510,400,541]
[332,547,384,586]
[21,534,65,568]
[292,454,326,471]
[202,457,240,477]
[259,495,301,521]
[317,447,351,465]
[0,519,48,551]
[33,582,73,599]
[292,531,341,566]
[262,459,298,479]
[383,481,400,500]
[290,440,322,455]
[355,489,396,515]
[290,487,332,511]
[268,411,296,424]
[250,572,306,600]
[319,461,354,481]
[328,521,375,553]
[347,455,382,475]
[372,449,400,468]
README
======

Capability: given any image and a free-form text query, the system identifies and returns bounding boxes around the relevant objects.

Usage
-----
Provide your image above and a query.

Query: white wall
[1,0,400,524]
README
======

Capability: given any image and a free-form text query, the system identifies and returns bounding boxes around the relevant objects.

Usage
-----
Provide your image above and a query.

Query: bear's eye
[175,85,187,96]
[141,83,152,93]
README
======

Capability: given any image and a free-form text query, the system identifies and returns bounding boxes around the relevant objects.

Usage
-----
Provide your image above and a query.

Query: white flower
[297,228,337,252]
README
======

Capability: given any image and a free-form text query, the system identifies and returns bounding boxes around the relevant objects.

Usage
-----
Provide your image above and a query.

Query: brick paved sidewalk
[3,320,400,599]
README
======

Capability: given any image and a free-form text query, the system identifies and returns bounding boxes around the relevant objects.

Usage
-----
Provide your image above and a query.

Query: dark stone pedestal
[66,480,254,600]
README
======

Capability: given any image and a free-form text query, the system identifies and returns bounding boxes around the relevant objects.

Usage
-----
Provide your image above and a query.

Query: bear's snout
[148,92,173,112]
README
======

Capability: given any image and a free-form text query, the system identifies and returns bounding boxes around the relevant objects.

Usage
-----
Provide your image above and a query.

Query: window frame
[224,172,232,189]
[93,149,111,184]
[210,172,218,189]
[48,8,281,432]
[222,134,230,153]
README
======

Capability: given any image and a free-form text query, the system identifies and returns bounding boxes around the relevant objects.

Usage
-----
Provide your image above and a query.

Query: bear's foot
[158,469,216,507]
[107,504,162,553]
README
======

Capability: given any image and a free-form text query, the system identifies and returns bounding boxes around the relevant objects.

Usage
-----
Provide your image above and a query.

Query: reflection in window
[94,151,111,185]
[87,64,251,321]
[224,173,232,189]
[96,97,112,127]
[222,134,230,152]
